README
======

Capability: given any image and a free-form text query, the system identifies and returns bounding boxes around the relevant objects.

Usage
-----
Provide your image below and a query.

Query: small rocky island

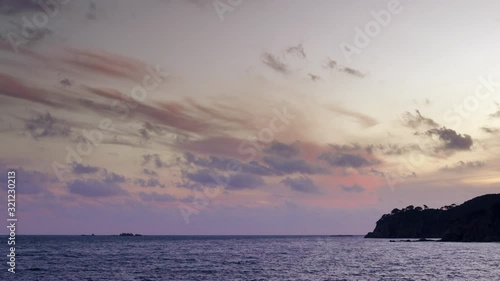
[119,233,143,236]
[365,194,500,242]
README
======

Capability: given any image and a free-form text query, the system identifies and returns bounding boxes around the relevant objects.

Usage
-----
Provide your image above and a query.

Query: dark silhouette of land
[365,194,500,242]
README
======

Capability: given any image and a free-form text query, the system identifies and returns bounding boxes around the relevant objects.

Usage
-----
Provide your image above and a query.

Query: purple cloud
[184,152,273,176]
[138,192,175,202]
[0,167,55,195]
[72,162,100,174]
[263,141,300,158]
[67,179,128,197]
[281,176,319,193]
[185,169,264,190]
[263,156,327,175]
[341,184,366,193]
[134,178,166,188]
[318,152,375,168]
[425,127,473,151]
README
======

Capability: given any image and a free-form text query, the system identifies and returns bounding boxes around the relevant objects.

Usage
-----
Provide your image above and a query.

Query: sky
[0,0,500,235]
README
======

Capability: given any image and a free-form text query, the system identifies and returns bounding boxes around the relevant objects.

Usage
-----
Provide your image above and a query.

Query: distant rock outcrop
[365,194,500,242]
[119,233,142,236]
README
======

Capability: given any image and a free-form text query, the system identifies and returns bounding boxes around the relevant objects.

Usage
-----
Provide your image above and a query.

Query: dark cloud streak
[281,176,319,193]
[261,52,288,74]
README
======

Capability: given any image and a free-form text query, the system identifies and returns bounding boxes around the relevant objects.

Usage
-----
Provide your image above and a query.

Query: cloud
[367,168,386,178]
[63,48,152,81]
[263,141,300,158]
[185,169,264,190]
[184,98,252,127]
[139,122,168,141]
[0,73,62,108]
[340,67,365,78]
[71,163,100,174]
[321,57,367,78]
[185,169,218,187]
[184,152,274,176]
[318,144,380,169]
[138,191,176,202]
[481,126,498,134]
[329,144,374,155]
[142,154,169,169]
[319,152,375,168]
[261,52,288,74]
[59,78,73,87]
[103,171,127,184]
[85,86,233,135]
[142,169,158,177]
[0,167,56,195]
[441,161,485,173]
[67,179,128,197]
[281,176,319,193]
[263,155,328,175]
[0,0,39,14]
[24,112,71,139]
[308,73,321,81]
[327,105,378,128]
[341,184,365,193]
[367,143,421,156]
[1,24,53,48]
[226,173,265,190]
[177,136,245,157]
[402,110,439,129]
[101,135,138,148]
[86,1,96,20]
[72,98,113,115]
[134,178,166,188]
[285,43,306,59]
[1,48,259,142]
[489,103,500,118]
[69,163,127,184]
[323,57,337,70]
[183,149,327,178]
[425,127,473,151]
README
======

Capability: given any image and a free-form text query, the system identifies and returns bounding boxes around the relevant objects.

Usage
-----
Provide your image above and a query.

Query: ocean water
[2,235,500,280]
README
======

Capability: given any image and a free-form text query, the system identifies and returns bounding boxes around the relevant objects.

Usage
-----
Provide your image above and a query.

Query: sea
[1,235,499,281]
